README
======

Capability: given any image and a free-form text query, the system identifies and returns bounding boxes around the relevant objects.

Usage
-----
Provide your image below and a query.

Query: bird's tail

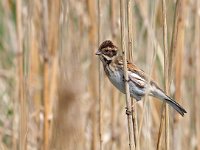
[164,96,187,116]
[150,82,187,116]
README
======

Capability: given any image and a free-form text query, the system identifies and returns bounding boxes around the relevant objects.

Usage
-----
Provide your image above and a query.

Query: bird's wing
[127,61,146,79]
[114,56,148,88]
[127,62,147,88]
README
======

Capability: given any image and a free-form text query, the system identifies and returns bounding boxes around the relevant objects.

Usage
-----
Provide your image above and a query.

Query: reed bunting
[96,40,186,116]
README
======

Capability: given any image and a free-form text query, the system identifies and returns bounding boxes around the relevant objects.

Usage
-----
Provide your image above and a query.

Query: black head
[96,40,118,64]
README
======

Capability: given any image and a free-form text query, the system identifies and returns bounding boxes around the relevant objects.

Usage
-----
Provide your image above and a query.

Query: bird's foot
[125,107,132,115]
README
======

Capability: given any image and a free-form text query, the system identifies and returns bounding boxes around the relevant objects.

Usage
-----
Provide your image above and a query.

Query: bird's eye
[105,50,109,53]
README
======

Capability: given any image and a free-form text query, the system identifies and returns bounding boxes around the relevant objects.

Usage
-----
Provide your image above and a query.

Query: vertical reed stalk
[42,0,49,149]
[111,89,118,150]
[110,0,116,38]
[194,0,200,149]
[156,104,165,150]
[87,0,98,149]
[43,34,50,150]
[120,0,134,149]
[127,0,139,149]
[29,2,42,146]
[16,0,27,149]
[110,1,118,149]
[173,1,185,150]
[157,0,170,149]
[161,0,170,150]
[97,0,103,149]
[174,0,185,122]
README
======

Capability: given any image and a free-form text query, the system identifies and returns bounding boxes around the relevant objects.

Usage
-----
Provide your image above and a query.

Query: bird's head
[96,40,118,64]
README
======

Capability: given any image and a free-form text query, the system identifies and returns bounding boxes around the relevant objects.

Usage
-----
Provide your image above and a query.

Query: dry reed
[172,0,186,149]
[127,0,139,149]
[16,0,27,149]
[194,0,200,149]
[120,0,134,149]
[97,0,103,149]
[161,0,170,150]
[41,1,50,149]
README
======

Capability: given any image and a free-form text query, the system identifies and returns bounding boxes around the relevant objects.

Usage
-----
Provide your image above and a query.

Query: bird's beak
[95,50,101,55]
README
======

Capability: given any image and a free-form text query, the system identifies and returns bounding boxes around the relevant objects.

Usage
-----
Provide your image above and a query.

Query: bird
[96,40,187,116]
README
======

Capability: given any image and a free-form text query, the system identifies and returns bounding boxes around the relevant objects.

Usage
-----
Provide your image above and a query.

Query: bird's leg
[123,76,131,115]
[125,106,132,115]
[125,100,138,115]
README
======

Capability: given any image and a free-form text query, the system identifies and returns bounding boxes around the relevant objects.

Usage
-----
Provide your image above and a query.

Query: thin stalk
[43,34,50,150]
[28,1,42,147]
[16,0,27,149]
[174,0,185,122]
[87,0,98,149]
[42,0,49,149]
[156,0,170,149]
[120,0,134,149]
[172,0,185,149]
[110,1,118,149]
[127,0,139,149]
[161,0,170,150]
[111,89,118,150]
[110,0,116,38]
[97,0,103,149]
[194,0,200,149]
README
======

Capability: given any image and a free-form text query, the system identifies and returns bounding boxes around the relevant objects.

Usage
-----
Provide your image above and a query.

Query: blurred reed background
[0,0,199,150]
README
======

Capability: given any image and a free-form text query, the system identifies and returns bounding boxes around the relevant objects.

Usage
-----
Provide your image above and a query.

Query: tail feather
[164,96,187,116]
[150,82,187,116]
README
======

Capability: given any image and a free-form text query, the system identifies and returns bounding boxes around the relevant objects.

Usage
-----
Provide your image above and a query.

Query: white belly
[106,66,144,101]
[107,69,125,94]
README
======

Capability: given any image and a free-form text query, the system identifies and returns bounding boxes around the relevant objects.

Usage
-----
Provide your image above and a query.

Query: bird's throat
[99,55,112,65]
[104,57,112,65]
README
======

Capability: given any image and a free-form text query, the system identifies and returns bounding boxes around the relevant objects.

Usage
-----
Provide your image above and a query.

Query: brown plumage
[96,40,187,116]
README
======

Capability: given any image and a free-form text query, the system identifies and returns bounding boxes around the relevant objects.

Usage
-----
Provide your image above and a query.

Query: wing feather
[114,56,148,88]
[128,71,146,88]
